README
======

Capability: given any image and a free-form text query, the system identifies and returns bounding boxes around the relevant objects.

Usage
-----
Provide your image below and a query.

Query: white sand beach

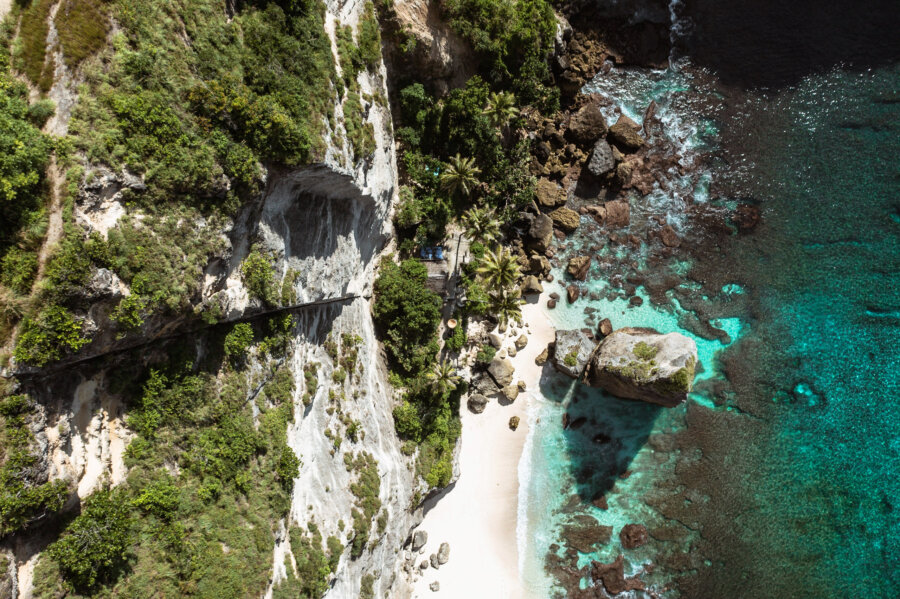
[411,294,555,598]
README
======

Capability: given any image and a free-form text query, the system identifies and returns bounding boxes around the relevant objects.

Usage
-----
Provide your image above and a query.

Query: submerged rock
[592,554,646,595]
[604,199,630,228]
[551,329,595,378]
[619,524,648,549]
[585,328,698,407]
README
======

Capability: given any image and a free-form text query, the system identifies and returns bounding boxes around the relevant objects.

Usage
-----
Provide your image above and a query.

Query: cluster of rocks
[405,529,450,592]
[548,325,698,407]
[466,326,529,413]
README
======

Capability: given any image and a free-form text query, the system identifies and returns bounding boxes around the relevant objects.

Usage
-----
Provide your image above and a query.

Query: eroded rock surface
[585,328,698,406]
[551,329,595,378]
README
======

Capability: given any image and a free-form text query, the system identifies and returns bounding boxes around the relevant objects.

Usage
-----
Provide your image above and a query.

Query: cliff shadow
[538,367,661,511]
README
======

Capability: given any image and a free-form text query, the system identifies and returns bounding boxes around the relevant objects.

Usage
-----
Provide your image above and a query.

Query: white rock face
[585,328,699,407]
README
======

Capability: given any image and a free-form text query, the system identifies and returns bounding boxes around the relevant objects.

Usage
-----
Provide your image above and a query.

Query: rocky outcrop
[521,275,544,295]
[566,101,607,147]
[566,256,591,281]
[488,356,515,387]
[536,178,567,209]
[549,207,581,233]
[607,115,645,152]
[586,139,615,177]
[603,199,631,228]
[584,328,698,407]
[467,393,488,414]
[526,213,554,252]
[551,329,595,378]
[619,524,649,549]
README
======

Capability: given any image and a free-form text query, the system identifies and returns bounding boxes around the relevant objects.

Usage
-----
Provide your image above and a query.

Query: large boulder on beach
[526,213,554,252]
[585,328,698,407]
[536,178,567,209]
[467,393,488,414]
[551,329,595,378]
[488,356,515,387]
[521,275,543,295]
[549,207,581,233]
[566,102,607,147]
[587,139,615,177]
[411,530,428,552]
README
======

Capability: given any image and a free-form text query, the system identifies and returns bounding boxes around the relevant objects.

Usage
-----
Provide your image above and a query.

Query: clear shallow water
[517,33,900,599]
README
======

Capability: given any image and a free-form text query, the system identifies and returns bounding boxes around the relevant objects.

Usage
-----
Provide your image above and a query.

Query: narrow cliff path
[6,293,368,379]
[31,157,66,295]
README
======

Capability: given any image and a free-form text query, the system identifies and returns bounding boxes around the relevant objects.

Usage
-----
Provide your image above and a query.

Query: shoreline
[410,293,555,598]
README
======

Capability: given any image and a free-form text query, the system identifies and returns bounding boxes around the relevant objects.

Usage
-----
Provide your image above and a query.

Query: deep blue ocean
[518,2,900,596]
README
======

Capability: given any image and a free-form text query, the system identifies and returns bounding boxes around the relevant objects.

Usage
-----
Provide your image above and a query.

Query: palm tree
[461,206,500,244]
[476,245,521,293]
[426,359,461,397]
[439,154,481,198]
[483,91,519,129]
[489,289,523,332]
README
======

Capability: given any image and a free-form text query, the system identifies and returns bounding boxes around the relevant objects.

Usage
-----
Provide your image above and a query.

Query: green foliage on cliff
[0,394,69,537]
[12,305,88,366]
[47,487,133,594]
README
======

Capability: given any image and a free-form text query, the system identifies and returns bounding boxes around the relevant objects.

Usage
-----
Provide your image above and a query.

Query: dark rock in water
[592,494,609,510]
[527,213,554,252]
[550,207,581,233]
[569,417,587,430]
[585,328,699,407]
[619,524,649,549]
[604,199,631,228]
[567,256,591,281]
[549,292,561,301]
[551,329,595,378]
[467,393,488,414]
[592,554,646,594]
[650,524,689,542]
[587,139,615,177]
[566,102,608,147]
[536,178,567,209]
[598,318,613,337]
[562,413,570,429]
[593,432,612,444]
[659,224,681,247]
[734,203,761,230]
[548,298,558,309]
[608,115,645,152]
[567,285,580,304]
[629,296,644,307]
[562,516,613,553]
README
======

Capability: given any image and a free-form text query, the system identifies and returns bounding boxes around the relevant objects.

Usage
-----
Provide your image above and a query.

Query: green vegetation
[0,394,69,537]
[224,323,255,363]
[444,319,467,352]
[564,350,578,368]
[475,343,496,365]
[47,487,132,594]
[12,305,88,366]
[110,293,146,333]
[633,341,659,361]
[373,259,442,376]
[15,0,55,92]
[241,249,277,305]
[347,452,381,558]
[54,0,112,70]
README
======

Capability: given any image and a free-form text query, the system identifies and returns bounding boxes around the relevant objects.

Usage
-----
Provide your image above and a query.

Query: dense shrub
[373,259,442,376]
[47,487,133,593]
[241,249,277,305]
[0,395,69,537]
[224,323,255,363]
[13,305,88,366]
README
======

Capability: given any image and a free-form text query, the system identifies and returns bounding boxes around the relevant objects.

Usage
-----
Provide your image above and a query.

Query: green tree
[439,154,481,198]
[461,206,500,244]
[425,360,461,398]
[475,245,520,293]
[13,305,89,366]
[224,322,254,362]
[48,487,133,593]
[488,288,523,331]
[373,259,442,375]
[483,91,519,129]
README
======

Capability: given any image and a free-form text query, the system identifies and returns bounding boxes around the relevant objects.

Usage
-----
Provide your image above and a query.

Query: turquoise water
[518,55,900,597]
